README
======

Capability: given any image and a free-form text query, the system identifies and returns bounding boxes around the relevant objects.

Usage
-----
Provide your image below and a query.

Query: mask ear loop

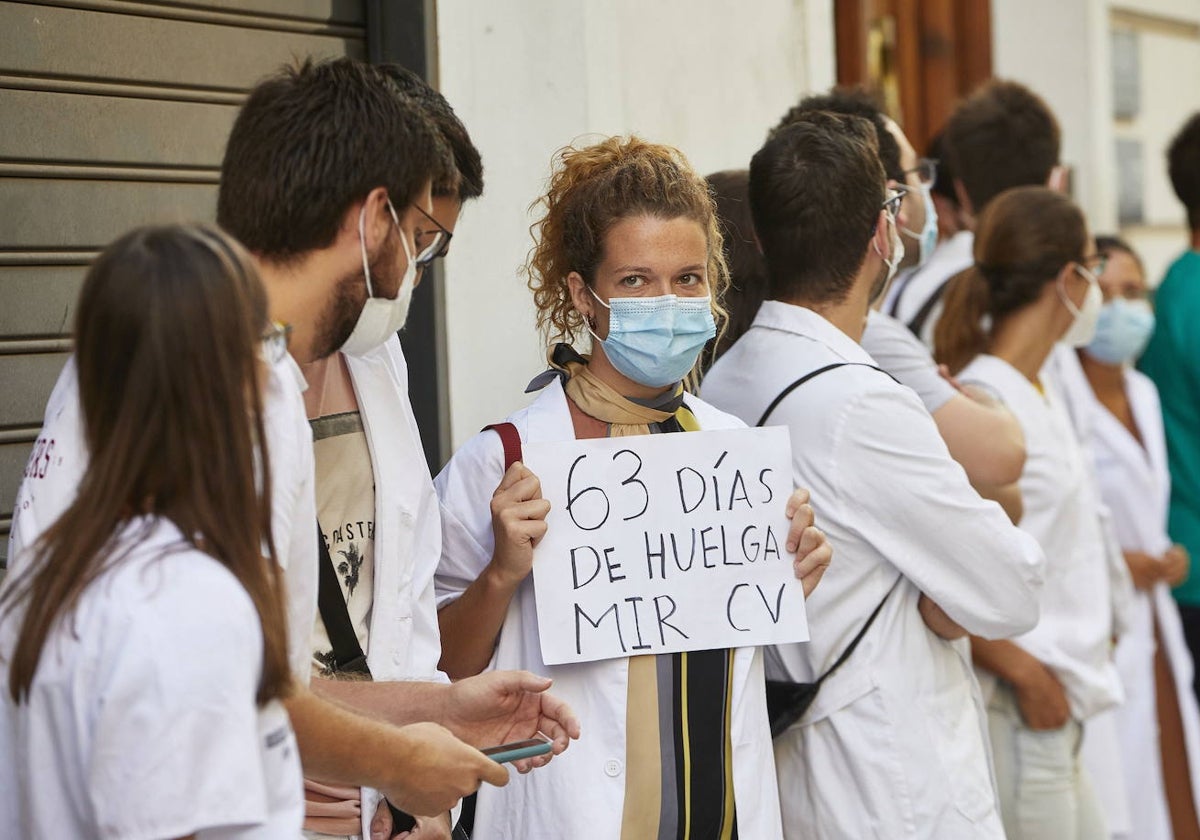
[1058,264,1093,319]
[585,284,609,334]
[386,199,414,264]
[358,202,375,299]
[872,211,899,268]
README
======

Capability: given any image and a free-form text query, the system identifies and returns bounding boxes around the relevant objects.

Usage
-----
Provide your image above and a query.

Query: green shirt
[1140,250,1200,606]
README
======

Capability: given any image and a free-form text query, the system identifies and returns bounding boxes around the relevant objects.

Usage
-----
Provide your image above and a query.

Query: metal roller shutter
[0,0,367,564]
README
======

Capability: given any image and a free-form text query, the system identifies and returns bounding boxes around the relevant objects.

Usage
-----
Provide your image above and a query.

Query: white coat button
[604,759,623,777]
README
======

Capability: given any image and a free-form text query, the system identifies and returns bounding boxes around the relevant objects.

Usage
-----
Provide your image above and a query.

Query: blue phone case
[485,740,553,764]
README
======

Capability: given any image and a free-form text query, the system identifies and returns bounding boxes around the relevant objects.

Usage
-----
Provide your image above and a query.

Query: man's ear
[1046,164,1069,194]
[348,186,393,252]
[886,179,911,233]
[870,209,890,259]
[567,272,593,322]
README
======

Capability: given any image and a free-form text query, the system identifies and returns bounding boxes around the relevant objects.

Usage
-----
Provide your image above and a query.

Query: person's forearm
[936,394,1025,487]
[973,481,1023,524]
[311,676,449,728]
[437,567,520,680]
[285,685,422,789]
[970,636,1041,686]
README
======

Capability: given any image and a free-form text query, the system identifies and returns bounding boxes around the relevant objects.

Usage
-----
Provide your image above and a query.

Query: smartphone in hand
[480,735,553,764]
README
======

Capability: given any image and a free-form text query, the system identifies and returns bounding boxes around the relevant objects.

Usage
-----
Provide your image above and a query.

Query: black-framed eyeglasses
[412,204,453,266]
[882,186,908,218]
[903,158,939,187]
[261,321,292,364]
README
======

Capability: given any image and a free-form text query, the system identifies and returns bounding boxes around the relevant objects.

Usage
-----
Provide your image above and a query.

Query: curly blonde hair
[525,136,730,347]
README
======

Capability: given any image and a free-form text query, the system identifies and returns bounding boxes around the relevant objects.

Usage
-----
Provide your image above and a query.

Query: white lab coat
[6,355,319,685]
[702,302,1046,840]
[434,377,783,840]
[884,230,974,348]
[1056,354,1200,839]
[341,335,448,835]
[959,354,1124,723]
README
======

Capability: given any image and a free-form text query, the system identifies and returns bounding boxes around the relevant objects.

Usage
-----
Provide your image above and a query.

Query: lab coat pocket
[920,681,995,823]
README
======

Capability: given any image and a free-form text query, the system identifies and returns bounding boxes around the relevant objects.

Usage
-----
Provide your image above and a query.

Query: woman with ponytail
[934,187,1123,839]
[0,225,302,838]
[432,137,833,839]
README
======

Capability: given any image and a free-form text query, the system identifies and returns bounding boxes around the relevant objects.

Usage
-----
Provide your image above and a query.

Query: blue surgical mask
[901,183,939,267]
[1085,298,1155,365]
[589,289,716,387]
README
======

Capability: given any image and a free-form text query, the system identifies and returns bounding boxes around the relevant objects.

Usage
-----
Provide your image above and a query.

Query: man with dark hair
[1139,111,1200,697]
[888,79,1062,346]
[702,111,1044,839]
[775,86,938,274]
[12,56,577,840]
[220,59,524,839]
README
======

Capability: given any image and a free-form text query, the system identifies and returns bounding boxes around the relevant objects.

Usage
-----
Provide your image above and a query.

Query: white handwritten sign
[522,426,808,665]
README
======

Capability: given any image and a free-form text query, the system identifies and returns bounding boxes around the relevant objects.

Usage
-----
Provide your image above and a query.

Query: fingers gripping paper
[522,426,808,665]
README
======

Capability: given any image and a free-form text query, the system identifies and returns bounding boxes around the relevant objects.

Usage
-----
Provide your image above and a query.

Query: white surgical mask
[588,288,716,387]
[1058,264,1104,348]
[341,199,417,357]
[1085,298,1155,365]
[900,183,939,267]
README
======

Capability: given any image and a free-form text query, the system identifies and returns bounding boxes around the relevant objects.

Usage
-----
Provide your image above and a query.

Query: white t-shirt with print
[0,516,304,838]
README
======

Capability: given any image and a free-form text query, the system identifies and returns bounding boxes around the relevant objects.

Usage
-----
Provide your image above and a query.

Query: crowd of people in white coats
[2,53,1200,840]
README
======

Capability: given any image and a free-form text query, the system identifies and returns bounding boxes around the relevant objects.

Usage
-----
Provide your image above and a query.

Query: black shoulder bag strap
[316,520,371,676]
[906,275,957,340]
[756,360,901,737]
[755,362,895,427]
[317,524,428,836]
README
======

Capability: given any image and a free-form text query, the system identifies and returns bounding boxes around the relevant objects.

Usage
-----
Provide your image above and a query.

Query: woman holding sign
[434,137,831,839]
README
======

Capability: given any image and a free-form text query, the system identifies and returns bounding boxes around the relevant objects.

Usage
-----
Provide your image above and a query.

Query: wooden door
[836,0,993,153]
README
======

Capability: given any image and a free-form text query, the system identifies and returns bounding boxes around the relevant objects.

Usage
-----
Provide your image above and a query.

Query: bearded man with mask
[772,88,1027,519]
[215,59,562,840]
[702,111,1046,840]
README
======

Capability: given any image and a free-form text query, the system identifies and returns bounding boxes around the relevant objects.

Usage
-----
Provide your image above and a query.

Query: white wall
[1110,2,1200,283]
[991,0,1118,232]
[435,0,834,451]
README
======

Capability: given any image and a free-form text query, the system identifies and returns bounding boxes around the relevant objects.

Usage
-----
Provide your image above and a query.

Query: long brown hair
[2,224,291,704]
[525,136,730,349]
[934,186,1086,374]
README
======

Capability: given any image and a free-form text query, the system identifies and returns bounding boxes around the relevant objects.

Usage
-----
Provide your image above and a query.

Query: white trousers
[987,684,1108,840]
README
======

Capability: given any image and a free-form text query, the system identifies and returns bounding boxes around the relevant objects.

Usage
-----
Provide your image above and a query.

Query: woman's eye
[678,273,703,286]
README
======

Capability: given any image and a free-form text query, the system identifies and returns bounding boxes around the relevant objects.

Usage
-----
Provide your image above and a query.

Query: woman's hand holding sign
[785,488,832,599]
[438,462,553,680]
[489,461,552,588]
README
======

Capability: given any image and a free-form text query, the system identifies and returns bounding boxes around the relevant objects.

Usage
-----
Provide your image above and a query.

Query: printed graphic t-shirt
[302,354,376,678]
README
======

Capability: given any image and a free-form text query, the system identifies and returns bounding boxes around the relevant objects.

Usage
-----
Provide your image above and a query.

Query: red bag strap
[483,422,523,471]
